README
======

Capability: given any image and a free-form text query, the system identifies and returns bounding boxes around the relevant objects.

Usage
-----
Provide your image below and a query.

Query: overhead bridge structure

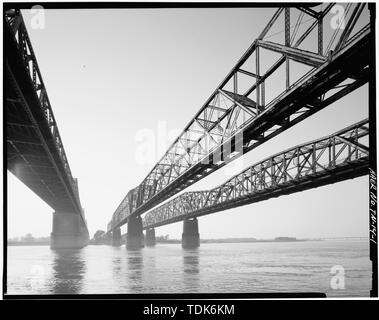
[5,9,89,248]
[106,4,372,249]
[142,119,369,246]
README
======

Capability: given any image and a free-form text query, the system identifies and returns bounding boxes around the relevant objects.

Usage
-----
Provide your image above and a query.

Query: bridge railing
[5,9,82,208]
[143,119,369,228]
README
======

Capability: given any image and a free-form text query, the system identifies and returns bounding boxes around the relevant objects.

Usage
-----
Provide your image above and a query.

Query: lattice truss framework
[5,9,83,214]
[143,119,369,229]
[109,3,370,231]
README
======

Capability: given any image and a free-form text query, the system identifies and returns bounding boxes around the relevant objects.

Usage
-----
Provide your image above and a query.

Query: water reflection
[51,249,85,294]
[127,250,144,292]
[143,248,157,291]
[182,248,200,292]
[7,241,371,296]
[112,256,122,276]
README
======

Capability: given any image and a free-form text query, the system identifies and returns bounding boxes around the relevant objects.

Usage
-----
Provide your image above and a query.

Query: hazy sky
[7,5,370,240]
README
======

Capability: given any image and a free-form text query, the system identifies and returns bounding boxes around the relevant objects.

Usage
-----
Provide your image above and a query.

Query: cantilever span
[108,4,371,237]
[5,9,89,248]
[143,119,369,229]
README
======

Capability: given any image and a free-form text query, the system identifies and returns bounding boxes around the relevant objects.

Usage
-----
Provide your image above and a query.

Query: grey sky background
[8,5,370,239]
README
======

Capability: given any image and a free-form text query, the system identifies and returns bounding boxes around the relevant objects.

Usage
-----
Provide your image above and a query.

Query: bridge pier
[145,228,156,246]
[126,216,145,250]
[50,212,89,249]
[182,218,200,249]
[112,228,122,247]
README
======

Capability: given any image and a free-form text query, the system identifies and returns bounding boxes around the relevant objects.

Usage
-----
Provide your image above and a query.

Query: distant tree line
[156,235,169,241]
[88,230,171,245]
[8,233,50,243]
[90,230,107,244]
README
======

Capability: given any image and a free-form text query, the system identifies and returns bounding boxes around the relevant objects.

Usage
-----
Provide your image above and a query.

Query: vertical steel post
[285,8,290,89]
[318,16,323,55]
[348,143,352,161]
[256,47,260,111]
[312,144,316,173]
[271,157,275,186]
[33,64,36,88]
[261,80,265,108]
[297,147,300,178]
[355,129,359,160]
[234,72,238,94]
[332,137,336,166]
[328,141,332,167]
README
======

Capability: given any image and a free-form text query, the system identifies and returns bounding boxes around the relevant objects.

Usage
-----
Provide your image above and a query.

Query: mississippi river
[6,239,371,297]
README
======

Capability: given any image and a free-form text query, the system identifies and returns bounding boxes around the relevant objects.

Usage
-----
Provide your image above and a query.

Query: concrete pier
[126,215,145,249]
[50,212,89,249]
[112,228,122,247]
[145,228,156,246]
[182,218,200,249]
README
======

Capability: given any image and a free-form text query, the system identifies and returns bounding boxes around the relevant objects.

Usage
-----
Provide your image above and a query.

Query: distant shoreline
[7,240,308,246]
[8,237,367,246]
[8,241,50,246]
[156,238,309,244]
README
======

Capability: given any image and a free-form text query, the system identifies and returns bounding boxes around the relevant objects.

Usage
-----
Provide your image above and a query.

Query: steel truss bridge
[108,3,371,232]
[5,9,89,247]
[143,119,369,229]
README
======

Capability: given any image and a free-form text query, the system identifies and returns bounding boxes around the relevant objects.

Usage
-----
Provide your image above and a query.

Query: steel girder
[109,4,371,231]
[143,119,369,229]
[5,10,86,225]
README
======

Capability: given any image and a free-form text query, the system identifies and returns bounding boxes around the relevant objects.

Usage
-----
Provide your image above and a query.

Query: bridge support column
[145,228,156,246]
[182,218,200,249]
[112,228,122,247]
[50,212,88,249]
[126,216,145,250]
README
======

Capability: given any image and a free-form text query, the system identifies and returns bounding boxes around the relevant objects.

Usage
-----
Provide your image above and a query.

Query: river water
[6,240,372,297]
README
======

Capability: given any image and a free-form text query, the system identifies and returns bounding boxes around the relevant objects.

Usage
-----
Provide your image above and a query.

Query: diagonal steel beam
[335,3,366,52]
[143,119,369,229]
[297,7,320,19]
[336,136,369,154]
[256,40,327,67]
[218,89,256,117]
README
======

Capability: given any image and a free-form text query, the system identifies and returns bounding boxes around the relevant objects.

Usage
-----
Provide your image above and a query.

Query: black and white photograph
[1,0,378,308]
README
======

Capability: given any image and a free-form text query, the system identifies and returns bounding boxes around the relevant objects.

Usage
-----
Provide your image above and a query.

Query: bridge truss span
[5,9,89,247]
[5,9,83,215]
[143,119,369,229]
[109,4,371,231]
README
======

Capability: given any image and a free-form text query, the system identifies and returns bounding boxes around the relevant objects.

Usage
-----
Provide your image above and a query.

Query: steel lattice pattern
[106,4,370,231]
[5,9,85,223]
[143,119,369,229]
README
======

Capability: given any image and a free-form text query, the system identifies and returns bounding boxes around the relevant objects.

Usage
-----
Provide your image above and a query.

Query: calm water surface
[7,240,371,297]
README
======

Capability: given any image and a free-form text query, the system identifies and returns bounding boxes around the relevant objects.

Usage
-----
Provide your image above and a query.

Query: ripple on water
[6,240,371,297]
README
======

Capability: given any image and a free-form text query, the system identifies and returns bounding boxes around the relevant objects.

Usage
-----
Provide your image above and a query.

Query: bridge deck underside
[5,16,80,215]
[7,78,75,213]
